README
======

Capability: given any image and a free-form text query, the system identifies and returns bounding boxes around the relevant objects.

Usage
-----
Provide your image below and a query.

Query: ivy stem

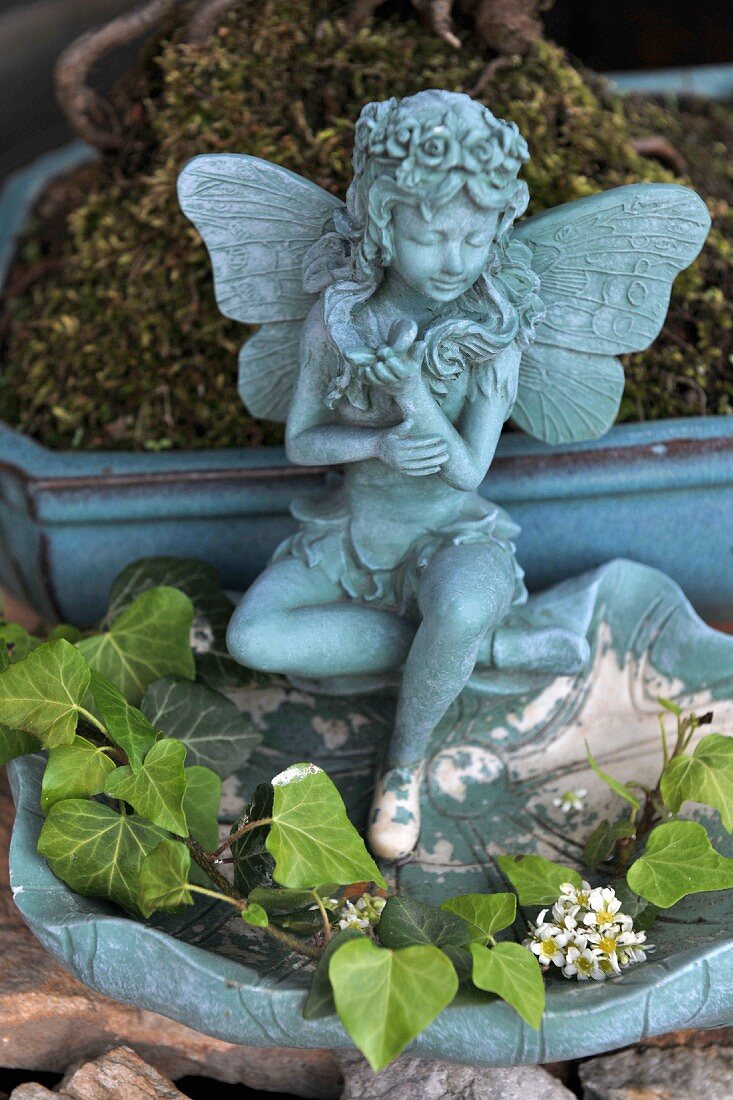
[186,837,239,897]
[211,817,273,860]
[311,889,332,944]
[184,837,322,962]
[77,706,108,736]
[614,707,713,878]
[188,884,243,910]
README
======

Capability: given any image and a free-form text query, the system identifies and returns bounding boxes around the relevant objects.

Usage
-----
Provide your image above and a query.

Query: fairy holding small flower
[179,90,709,860]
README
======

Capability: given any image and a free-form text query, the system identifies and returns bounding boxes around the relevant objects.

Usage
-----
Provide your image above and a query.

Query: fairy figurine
[178,90,709,861]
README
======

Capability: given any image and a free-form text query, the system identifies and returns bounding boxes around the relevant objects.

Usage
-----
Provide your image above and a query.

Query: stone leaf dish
[9,559,733,1066]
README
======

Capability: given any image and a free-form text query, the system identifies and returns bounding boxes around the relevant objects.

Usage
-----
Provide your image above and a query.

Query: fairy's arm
[286,307,449,474]
[285,316,382,466]
[392,343,520,491]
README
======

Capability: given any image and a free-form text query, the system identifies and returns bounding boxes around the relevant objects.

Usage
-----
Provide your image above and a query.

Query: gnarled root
[54,0,179,151]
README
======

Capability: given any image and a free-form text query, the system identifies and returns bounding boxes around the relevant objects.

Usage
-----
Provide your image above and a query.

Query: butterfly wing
[178,153,344,421]
[511,183,711,444]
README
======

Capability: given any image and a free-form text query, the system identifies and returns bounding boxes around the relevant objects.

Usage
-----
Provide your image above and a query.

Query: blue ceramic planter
[2,80,733,625]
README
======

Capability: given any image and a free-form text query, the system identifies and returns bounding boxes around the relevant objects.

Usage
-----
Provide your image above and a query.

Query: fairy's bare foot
[486,626,590,675]
[368,762,424,861]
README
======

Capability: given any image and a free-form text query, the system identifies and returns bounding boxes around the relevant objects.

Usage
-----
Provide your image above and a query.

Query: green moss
[1,2,732,450]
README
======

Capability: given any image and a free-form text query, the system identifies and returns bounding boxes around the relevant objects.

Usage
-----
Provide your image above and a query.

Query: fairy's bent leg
[227,558,415,678]
[369,542,516,860]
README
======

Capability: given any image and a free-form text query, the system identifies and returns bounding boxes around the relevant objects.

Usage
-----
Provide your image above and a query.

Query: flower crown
[353,91,529,197]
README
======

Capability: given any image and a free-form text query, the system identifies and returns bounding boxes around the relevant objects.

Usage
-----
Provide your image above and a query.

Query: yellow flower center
[596,908,615,926]
[576,955,594,974]
[597,935,617,954]
[541,939,559,958]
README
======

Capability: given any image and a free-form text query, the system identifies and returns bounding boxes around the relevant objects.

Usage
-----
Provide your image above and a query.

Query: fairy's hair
[304,90,544,408]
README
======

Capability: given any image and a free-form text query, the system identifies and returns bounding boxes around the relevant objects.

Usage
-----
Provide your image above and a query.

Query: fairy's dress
[272,302,528,620]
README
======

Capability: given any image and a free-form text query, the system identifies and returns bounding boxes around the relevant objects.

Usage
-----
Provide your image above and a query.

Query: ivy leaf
[328,938,458,1071]
[0,622,38,663]
[41,735,116,811]
[105,556,243,690]
[232,783,275,895]
[89,672,157,771]
[377,896,471,950]
[660,734,733,831]
[0,724,37,765]
[0,640,90,748]
[183,765,221,850]
[138,839,193,918]
[585,742,640,812]
[628,820,733,907]
[78,587,195,705]
[469,942,545,1030]
[47,624,82,644]
[140,677,261,778]
[584,817,635,870]
[497,854,581,906]
[241,903,269,928]
[267,764,386,890]
[104,738,188,835]
[440,893,517,941]
[37,799,167,914]
[248,884,338,913]
[303,928,363,1020]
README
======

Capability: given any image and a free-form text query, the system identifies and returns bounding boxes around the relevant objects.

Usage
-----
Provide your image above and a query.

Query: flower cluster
[525,882,650,981]
[328,892,386,935]
[353,92,528,195]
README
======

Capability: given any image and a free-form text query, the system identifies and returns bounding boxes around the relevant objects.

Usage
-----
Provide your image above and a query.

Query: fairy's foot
[491,626,590,675]
[368,762,424,862]
[286,672,400,696]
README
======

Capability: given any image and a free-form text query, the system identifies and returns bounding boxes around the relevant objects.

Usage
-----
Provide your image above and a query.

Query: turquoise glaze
[178,90,710,859]
[0,140,732,624]
[9,560,733,1061]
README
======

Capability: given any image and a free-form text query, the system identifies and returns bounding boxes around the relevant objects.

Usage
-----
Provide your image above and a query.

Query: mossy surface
[1,1,731,451]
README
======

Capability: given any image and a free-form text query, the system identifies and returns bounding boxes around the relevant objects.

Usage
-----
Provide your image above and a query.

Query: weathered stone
[0,774,341,1099]
[580,1045,733,1099]
[59,1046,186,1099]
[8,1086,57,1100]
[338,1051,576,1098]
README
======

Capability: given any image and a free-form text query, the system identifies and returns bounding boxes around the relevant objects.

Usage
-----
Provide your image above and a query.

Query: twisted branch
[54,0,180,151]
[346,0,551,52]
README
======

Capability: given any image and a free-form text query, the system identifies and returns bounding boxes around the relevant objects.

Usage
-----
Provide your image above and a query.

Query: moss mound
[1,1,731,450]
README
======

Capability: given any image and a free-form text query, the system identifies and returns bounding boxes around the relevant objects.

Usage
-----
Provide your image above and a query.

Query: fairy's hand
[376,419,448,476]
[345,320,426,393]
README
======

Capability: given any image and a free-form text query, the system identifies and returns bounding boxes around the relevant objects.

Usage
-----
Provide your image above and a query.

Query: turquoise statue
[178,90,710,862]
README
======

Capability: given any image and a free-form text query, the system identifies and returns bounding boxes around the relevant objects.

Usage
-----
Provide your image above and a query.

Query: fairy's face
[389,189,500,303]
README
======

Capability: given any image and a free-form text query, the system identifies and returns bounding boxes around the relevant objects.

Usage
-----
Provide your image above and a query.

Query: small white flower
[558,880,593,909]
[551,901,579,931]
[563,944,606,981]
[583,887,623,929]
[553,788,588,814]
[527,923,568,967]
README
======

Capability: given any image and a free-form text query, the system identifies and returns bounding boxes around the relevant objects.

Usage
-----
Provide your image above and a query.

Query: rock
[580,1045,733,1099]
[8,1087,57,1099]
[59,1046,186,1099]
[0,774,341,1100]
[338,1051,576,1098]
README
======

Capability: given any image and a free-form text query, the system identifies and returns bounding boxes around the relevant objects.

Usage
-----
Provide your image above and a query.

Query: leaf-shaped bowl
[8,560,733,1065]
